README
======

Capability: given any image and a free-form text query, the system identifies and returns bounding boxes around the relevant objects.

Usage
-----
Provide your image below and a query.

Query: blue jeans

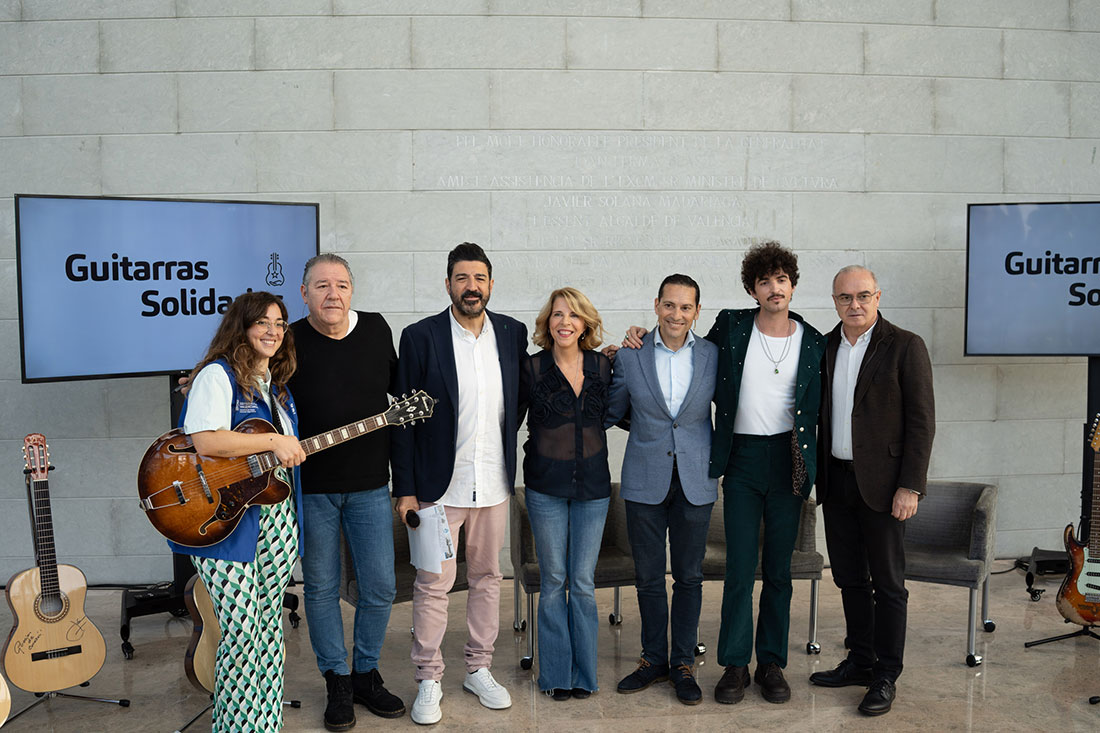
[525,488,609,692]
[301,487,395,675]
[624,468,713,668]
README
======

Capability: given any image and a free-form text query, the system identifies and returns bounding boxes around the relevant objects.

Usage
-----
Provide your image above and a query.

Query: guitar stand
[5,684,130,725]
[1024,622,1100,648]
[173,694,300,732]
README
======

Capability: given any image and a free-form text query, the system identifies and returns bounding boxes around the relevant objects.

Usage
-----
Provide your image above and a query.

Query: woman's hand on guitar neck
[268,433,307,468]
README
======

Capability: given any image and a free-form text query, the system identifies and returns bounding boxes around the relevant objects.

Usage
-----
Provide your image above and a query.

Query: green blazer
[705,307,826,496]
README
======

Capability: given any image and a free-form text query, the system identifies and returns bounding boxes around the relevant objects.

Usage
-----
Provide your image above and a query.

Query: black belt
[831,457,855,472]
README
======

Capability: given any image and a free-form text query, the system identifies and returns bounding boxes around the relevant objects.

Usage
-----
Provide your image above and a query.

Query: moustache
[461,291,483,300]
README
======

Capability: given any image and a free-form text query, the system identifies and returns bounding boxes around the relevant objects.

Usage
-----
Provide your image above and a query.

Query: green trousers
[716,433,804,669]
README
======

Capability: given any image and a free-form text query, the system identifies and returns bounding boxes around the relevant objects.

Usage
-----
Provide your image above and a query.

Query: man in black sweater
[289,253,404,730]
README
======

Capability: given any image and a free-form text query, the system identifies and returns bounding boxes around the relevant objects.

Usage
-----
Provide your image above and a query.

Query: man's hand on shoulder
[892,488,919,521]
[601,344,619,361]
[622,326,648,349]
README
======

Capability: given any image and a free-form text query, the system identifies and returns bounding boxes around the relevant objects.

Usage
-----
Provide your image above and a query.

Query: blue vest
[167,359,305,562]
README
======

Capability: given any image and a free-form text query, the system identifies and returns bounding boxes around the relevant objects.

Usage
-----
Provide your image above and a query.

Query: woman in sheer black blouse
[520,286,612,701]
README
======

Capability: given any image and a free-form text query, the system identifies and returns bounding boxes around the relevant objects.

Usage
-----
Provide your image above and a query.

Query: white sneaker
[411,679,442,725]
[463,667,512,709]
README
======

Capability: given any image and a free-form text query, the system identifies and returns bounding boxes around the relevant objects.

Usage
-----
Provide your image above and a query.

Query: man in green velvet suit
[706,241,825,706]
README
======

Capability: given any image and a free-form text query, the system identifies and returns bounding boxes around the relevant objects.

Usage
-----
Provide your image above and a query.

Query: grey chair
[701,495,825,655]
[510,483,635,670]
[903,480,998,666]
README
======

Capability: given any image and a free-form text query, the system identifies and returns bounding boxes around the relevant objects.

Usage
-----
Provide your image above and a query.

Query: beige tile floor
[1,561,1098,732]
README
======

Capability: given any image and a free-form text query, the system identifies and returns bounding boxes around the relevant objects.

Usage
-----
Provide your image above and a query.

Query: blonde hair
[533,287,605,351]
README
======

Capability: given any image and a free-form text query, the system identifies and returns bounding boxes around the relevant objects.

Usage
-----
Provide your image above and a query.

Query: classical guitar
[1056,413,1100,627]
[0,669,9,728]
[3,434,107,693]
[182,574,218,694]
[138,390,435,547]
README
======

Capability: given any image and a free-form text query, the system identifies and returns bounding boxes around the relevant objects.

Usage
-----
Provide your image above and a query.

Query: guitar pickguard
[1076,549,1100,603]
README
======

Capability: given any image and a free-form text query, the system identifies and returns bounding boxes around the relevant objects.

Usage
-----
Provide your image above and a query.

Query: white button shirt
[831,321,877,461]
[439,309,509,508]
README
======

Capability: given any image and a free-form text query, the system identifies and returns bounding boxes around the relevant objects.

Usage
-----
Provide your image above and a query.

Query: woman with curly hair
[168,290,307,732]
[520,286,612,701]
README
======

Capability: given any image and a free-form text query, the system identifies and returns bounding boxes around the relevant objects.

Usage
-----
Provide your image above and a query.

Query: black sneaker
[616,658,670,693]
[352,668,406,719]
[669,664,702,706]
[754,662,791,704]
[323,670,356,731]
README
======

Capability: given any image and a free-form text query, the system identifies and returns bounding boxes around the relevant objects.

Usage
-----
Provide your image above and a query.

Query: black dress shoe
[714,665,750,705]
[754,662,791,704]
[570,688,591,699]
[859,678,896,716]
[617,658,670,693]
[669,664,702,706]
[809,659,874,688]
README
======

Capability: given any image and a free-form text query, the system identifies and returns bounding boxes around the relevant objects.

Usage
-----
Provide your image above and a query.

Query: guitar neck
[30,476,60,596]
[1091,451,1100,554]
[252,413,391,472]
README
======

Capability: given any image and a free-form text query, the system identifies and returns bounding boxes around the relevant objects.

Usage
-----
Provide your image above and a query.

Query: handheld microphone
[405,510,421,528]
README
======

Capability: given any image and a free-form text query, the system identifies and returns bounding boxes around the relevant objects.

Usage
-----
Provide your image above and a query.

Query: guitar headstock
[23,433,50,481]
[384,390,436,428]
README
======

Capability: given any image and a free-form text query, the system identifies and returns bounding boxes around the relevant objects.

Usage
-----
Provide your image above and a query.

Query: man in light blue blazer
[605,274,718,706]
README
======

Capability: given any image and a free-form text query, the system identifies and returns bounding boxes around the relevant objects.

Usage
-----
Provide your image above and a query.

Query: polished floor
[1,561,1097,732]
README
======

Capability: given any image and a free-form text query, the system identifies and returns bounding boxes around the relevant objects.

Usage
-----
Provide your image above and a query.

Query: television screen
[16,195,319,383]
[966,201,1100,356]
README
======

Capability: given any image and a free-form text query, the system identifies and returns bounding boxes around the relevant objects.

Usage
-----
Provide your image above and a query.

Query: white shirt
[439,309,509,508]
[184,363,293,437]
[653,328,696,417]
[831,321,877,461]
[733,320,803,435]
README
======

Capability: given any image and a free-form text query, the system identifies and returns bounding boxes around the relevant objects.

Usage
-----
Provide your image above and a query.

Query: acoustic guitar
[1056,414,1100,627]
[0,669,9,728]
[182,575,218,693]
[138,390,434,547]
[3,434,107,693]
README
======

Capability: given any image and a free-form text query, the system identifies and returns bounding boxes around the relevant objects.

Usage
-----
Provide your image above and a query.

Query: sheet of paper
[407,505,455,574]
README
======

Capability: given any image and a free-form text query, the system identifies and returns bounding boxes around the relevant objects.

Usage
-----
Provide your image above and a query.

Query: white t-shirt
[184,363,293,437]
[733,320,804,436]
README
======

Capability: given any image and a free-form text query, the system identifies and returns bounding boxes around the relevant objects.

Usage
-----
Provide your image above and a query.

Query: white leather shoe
[411,679,442,725]
[463,668,512,709]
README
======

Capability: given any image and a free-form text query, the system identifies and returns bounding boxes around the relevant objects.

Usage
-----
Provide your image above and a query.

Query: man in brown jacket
[810,265,935,717]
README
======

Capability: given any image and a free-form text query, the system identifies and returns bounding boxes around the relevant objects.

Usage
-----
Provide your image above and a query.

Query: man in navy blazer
[606,274,718,705]
[392,243,528,726]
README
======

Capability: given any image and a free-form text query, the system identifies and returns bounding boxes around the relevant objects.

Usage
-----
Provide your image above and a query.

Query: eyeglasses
[832,291,879,306]
[253,318,289,332]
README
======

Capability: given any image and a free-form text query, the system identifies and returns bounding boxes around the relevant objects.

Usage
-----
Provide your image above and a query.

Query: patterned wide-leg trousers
[193,499,298,733]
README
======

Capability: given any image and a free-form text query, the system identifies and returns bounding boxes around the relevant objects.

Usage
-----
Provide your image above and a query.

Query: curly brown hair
[190,291,296,405]
[741,240,800,295]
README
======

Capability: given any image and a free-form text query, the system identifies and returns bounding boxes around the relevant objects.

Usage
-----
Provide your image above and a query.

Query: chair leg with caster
[608,586,623,626]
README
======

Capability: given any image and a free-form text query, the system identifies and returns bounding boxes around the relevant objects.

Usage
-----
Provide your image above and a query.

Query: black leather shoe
[714,665,750,704]
[859,678,896,716]
[754,662,791,704]
[546,688,572,701]
[617,659,670,693]
[669,664,702,706]
[809,659,874,688]
[324,670,356,731]
[352,668,406,719]
[571,688,591,699]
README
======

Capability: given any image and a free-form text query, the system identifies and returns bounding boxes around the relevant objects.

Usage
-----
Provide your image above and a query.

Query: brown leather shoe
[714,665,750,704]
[754,662,791,703]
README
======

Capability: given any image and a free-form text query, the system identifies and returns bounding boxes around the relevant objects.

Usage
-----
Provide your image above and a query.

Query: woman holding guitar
[168,290,306,732]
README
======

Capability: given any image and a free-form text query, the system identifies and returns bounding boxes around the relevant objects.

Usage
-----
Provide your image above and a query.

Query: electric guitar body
[1056,414,1100,627]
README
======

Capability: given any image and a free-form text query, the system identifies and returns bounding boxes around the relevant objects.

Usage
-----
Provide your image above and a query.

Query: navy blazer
[391,308,528,502]
[605,330,719,506]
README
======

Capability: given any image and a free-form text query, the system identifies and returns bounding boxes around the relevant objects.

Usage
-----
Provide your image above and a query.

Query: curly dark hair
[190,291,296,405]
[740,240,799,295]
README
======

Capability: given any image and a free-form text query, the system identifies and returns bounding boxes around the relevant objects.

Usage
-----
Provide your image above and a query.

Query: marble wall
[1,1,1098,583]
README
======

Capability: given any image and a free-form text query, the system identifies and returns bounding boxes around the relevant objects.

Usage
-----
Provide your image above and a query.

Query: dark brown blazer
[816,314,935,514]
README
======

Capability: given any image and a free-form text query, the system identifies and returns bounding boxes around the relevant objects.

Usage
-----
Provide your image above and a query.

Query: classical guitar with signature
[3,434,107,694]
[1056,414,1100,627]
[138,390,435,546]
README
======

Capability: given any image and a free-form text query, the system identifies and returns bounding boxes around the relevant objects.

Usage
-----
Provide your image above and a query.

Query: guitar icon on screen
[265,252,285,287]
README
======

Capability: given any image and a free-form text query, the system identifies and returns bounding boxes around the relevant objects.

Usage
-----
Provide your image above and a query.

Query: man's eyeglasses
[832,291,879,306]
[254,318,289,332]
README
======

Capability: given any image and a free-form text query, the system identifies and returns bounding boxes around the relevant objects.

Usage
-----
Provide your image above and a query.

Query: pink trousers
[411,500,509,682]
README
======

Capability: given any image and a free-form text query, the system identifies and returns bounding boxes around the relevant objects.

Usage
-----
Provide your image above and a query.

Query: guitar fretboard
[31,476,61,599]
[300,414,388,455]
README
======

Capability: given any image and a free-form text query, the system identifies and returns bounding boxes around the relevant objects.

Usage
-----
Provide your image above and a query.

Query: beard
[451,289,489,317]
